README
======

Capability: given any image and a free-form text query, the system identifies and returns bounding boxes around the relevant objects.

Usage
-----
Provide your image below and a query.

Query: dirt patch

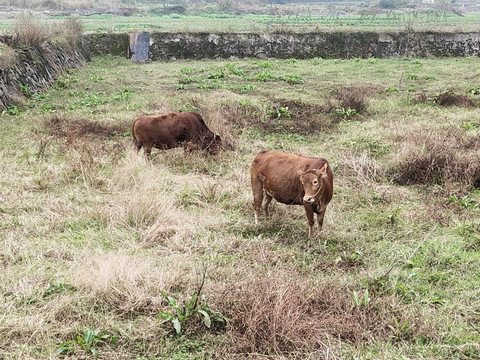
[44,115,129,139]
[434,90,476,107]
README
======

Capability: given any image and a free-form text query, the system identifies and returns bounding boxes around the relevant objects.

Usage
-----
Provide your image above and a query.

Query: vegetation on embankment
[1,54,479,359]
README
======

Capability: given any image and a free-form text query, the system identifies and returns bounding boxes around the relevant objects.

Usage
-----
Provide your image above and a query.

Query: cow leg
[143,145,152,161]
[251,179,264,225]
[261,192,273,219]
[134,144,142,154]
[316,207,326,233]
[304,205,315,237]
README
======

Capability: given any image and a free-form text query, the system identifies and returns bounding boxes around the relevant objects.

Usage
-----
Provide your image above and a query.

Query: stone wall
[2,31,479,110]
[85,31,480,60]
[0,38,90,111]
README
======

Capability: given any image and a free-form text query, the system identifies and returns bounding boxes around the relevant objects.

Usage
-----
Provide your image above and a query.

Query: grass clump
[391,128,480,189]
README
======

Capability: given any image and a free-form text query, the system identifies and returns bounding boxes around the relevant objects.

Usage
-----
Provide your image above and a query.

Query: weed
[352,289,371,308]
[208,70,227,79]
[56,328,117,356]
[388,208,401,224]
[225,62,243,75]
[463,121,480,130]
[385,86,399,92]
[335,106,358,120]
[13,13,48,47]
[159,269,225,335]
[388,318,413,341]
[20,84,32,98]
[467,85,480,95]
[5,105,22,115]
[448,195,479,210]
[255,71,275,82]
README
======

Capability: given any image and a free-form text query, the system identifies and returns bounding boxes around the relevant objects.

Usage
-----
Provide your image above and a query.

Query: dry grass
[13,13,49,47]
[434,90,476,108]
[0,44,18,69]
[2,56,480,359]
[392,127,480,189]
[337,151,381,185]
[218,273,425,357]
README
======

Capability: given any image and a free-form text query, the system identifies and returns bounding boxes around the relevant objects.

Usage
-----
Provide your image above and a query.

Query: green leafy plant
[352,289,371,308]
[463,121,480,130]
[208,70,227,79]
[388,318,413,340]
[20,84,32,98]
[385,86,399,92]
[467,85,480,95]
[6,105,22,115]
[225,63,243,76]
[159,270,225,335]
[335,107,358,119]
[56,327,116,356]
[388,208,401,224]
[407,73,418,80]
[448,195,479,210]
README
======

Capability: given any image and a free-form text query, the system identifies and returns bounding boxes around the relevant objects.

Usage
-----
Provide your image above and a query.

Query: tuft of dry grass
[391,128,480,189]
[13,13,49,47]
[434,90,476,108]
[73,252,183,315]
[337,151,381,185]
[218,274,424,357]
[323,85,379,116]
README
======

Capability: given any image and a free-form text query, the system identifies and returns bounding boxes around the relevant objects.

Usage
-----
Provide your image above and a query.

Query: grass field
[1,10,480,33]
[1,55,480,359]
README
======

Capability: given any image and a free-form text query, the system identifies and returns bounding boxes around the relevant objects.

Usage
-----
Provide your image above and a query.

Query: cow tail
[131,120,138,146]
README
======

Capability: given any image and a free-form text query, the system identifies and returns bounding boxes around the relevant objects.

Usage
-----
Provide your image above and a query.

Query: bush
[391,128,480,189]
[13,13,49,47]
[217,275,426,356]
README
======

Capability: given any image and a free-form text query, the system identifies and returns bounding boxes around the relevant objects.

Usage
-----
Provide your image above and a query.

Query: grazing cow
[250,150,333,237]
[131,112,222,159]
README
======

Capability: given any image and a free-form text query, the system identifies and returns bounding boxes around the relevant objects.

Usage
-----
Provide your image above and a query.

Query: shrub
[391,128,480,189]
[434,89,475,107]
[219,275,423,355]
[13,13,49,47]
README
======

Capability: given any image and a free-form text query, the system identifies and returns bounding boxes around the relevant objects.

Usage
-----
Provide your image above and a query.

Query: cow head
[299,163,329,205]
[205,133,222,155]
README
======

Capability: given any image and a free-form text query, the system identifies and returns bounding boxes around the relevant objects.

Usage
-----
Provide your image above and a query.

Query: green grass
[1,55,480,358]
[2,10,480,33]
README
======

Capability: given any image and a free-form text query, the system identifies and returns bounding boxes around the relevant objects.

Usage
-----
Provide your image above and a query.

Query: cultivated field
[1,55,480,359]
[1,1,480,33]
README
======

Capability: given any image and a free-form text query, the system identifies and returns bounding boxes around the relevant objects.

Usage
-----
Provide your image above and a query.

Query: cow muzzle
[303,196,315,205]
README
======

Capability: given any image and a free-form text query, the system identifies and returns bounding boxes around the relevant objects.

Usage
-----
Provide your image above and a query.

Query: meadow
[1,54,480,359]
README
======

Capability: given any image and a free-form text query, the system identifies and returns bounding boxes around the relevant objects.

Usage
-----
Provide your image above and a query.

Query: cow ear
[319,163,328,175]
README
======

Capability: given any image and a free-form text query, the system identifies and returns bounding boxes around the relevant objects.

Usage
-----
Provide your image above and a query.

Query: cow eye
[313,180,318,185]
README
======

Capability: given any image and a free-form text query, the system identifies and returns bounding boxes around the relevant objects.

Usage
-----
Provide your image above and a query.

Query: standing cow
[250,150,333,237]
[131,112,222,159]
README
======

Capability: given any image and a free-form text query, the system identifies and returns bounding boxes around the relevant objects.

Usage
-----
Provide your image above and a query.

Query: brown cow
[131,112,222,159]
[250,150,333,237]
